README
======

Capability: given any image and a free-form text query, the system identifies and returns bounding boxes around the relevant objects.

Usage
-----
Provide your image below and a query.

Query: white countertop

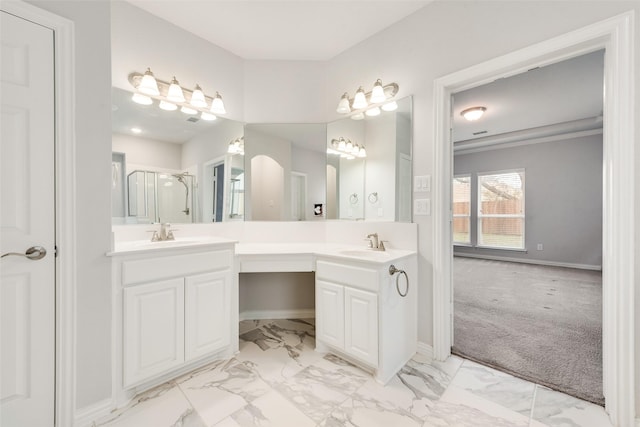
[107,236,237,256]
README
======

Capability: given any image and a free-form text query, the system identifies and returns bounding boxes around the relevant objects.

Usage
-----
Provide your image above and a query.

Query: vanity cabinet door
[316,280,345,349]
[185,270,231,361]
[344,287,378,366]
[123,278,185,387]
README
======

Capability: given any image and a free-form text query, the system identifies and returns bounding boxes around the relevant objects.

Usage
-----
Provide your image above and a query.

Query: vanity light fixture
[129,69,227,120]
[381,101,398,112]
[328,137,367,159]
[351,112,365,121]
[130,127,142,134]
[365,106,381,117]
[461,106,486,121]
[227,137,244,155]
[336,78,399,116]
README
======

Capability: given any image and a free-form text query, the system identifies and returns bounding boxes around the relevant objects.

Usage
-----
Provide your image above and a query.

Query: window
[477,170,525,249]
[453,175,471,244]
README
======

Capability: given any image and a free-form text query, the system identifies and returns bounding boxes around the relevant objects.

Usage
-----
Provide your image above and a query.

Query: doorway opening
[450,51,604,404]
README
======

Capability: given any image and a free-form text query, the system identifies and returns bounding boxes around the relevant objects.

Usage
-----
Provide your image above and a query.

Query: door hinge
[55,245,58,257]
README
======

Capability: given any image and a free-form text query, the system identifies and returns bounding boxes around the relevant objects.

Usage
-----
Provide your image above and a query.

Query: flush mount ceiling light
[461,106,487,121]
[129,69,227,121]
[327,137,366,159]
[336,78,399,116]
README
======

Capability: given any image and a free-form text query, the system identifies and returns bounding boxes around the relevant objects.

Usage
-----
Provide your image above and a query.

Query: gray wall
[28,0,113,410]
[239,273,315,315]
[454,134,603,267]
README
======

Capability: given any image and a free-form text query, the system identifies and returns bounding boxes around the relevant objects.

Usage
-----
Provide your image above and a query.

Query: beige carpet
[452,256,603,405]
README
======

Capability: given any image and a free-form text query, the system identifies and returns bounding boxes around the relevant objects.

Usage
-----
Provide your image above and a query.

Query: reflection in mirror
[244,124,327,221]
[111,87,244,224]
[326,96,412,222]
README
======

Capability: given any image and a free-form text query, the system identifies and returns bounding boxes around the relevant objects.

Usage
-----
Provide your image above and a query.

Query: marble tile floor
[94,319,612,427]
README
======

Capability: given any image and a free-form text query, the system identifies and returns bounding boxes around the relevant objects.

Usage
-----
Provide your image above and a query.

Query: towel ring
[389,264,409,297]
[349,193,358,204]
[368,192,378,204]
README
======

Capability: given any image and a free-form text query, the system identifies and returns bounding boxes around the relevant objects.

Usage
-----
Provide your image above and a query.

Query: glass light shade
[200,112,217,121]
[358,147,367,158]
[352,87,368,109]
[336,93,351,114]
[370,79,386,103]
[461,106,486,121]
[131,93,152,105]
[130,127,142,134]
[351,112,365,121]
[338,138,346,151]
[381,101,398,112]
[159,100,177,111]
[138,68,160,96]
[351,144,361,154]
[180,106,197,115]
[190,84,208,108]
[365,106,381,117]
[346,140,354,152]
[210,92,226,114]
[167,77,186,103]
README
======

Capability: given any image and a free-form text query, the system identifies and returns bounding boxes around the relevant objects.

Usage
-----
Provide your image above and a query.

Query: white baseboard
[416,341,434,361]
[239,309,315,321]
[74,398,114,427]
[453,252,602,271]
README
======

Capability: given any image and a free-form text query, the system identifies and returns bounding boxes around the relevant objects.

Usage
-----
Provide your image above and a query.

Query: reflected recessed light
[461,106,486,121]
[131,127,142,134]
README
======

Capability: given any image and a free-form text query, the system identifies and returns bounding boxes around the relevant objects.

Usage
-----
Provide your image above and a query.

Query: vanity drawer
[122,250,233,286]
[316,260,379,292]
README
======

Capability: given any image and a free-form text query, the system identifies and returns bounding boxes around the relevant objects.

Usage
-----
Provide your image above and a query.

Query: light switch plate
[414,175,431,192]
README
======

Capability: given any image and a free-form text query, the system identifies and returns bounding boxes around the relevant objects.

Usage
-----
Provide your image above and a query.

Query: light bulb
[138,68,160,96]
[351,144,361,154]
[381,101,398,112]
[210,92,226,114]
[370,79,386,103]
[131,93,152,105]
[352,87,368,109]
[180,105,197,115]
[200,112,217,121]
[338,138,346,151]
[190,84,207,108]
[159,100,177,111]
[346,140,354,152]
[167,77,186,103]
[130,127,142,134]
[365,106,381,117]
[351,112,365,121]
[358,147,367,158]
[336,92,351,114]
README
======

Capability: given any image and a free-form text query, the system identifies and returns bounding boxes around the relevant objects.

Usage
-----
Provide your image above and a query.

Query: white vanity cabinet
[315,255,416,383]
[113,245,236,390]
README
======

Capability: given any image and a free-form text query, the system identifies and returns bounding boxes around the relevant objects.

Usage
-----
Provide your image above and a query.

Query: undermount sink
[338,249,391,259]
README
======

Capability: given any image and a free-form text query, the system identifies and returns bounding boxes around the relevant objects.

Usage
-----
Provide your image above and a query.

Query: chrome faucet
[365,233,386,251]
[149,223,175,242]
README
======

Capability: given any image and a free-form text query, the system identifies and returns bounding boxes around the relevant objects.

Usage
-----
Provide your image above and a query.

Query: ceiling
[124,0,432,61]
[452,50,604,143]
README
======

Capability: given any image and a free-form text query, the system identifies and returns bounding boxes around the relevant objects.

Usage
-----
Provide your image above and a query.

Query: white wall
[112,133,182,172]
[27,0,113,411]
[244,60,326,123]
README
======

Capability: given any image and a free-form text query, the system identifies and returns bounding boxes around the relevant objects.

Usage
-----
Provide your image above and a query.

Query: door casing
[432,11,635,427]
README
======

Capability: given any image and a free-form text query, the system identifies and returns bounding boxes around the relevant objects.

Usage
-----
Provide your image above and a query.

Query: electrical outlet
[537,243,543,251]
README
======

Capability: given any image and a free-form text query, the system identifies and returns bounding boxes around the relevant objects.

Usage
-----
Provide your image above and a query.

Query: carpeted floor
[452,256,604,405]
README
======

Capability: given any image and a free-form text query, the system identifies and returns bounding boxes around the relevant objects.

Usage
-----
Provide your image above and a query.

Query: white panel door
[185,270,231,361]
[315,280,344,349]
[123,279,185,387]
[1,11,55,427]
[344,287,378,366]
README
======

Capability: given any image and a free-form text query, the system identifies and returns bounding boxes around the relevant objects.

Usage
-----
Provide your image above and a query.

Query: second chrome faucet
[366,233,386,251]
